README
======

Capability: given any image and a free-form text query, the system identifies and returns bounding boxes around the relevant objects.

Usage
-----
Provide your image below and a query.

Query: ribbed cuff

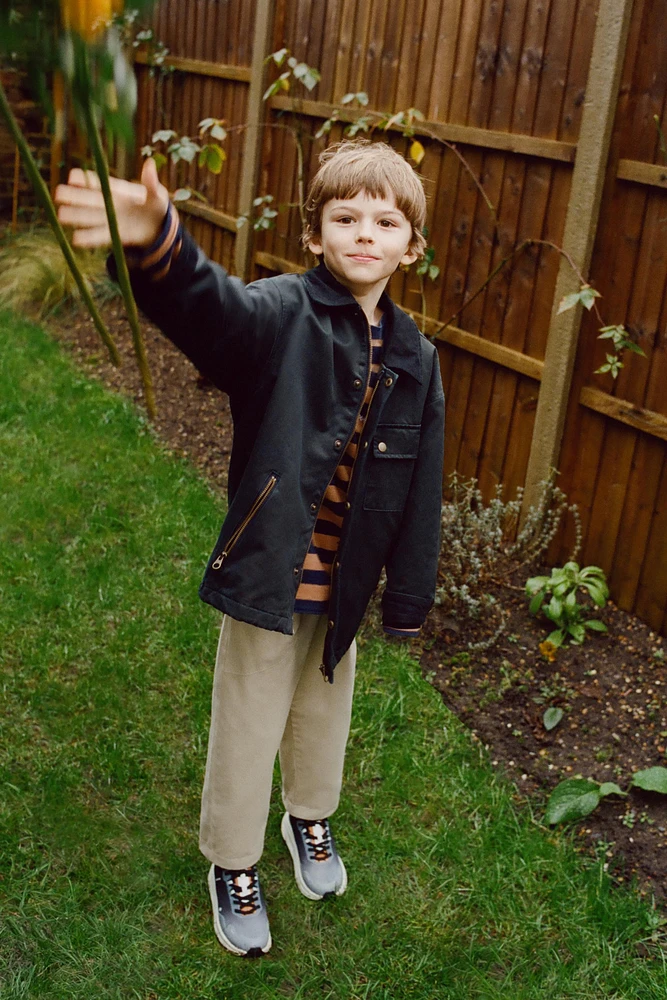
[125,201,183,281]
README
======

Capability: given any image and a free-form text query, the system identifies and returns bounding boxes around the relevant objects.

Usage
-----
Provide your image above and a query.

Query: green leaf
[585,584,608,607]
[341,93,355,104]
[543,706,563,731]
[599,782,626,798]
[152,129,177,144]
[557,291,584,315]
[564,590,578,613]
[584,619,607,632]
[631,767,667,794]
[579,285,602,310]
[547,629,565,647]
[598,324,626,346]
[204,144,225,174]
[526,575,549,595]
[546,595,563,622]
[172,188,191,202]
[270,47,288,65]
[152,152,167,172]
[529,591,544,615]
[210,123,227,141]
[567,623,586,644]
[545,779,601,825]
[624,340,646,356]
[236,215,248,229]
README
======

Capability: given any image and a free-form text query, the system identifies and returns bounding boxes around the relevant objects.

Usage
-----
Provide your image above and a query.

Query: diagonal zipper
[211,474,278,570]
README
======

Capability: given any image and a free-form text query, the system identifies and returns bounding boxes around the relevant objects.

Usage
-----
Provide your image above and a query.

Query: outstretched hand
[55,158,170,249]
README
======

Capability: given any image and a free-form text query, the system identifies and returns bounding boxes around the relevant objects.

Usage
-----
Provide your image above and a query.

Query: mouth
[347,254,379,262]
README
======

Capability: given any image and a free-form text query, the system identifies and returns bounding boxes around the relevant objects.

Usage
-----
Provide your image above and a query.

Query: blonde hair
[302,139,427,257]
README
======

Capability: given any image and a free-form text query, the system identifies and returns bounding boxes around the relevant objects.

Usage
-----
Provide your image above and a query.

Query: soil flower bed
[48,297,667,908]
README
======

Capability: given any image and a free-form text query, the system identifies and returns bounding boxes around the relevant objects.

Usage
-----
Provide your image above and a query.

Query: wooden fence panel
[125,0,667,633]
[553,0,667,631]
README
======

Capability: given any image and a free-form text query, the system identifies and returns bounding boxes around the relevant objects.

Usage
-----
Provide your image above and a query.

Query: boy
[56,140,445,957]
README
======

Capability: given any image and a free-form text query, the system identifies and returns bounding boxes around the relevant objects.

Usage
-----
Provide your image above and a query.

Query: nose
[355,218,374,243]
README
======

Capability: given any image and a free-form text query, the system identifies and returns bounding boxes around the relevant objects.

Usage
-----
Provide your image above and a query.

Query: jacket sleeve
[107,214,282,395]
[381,348,445,633]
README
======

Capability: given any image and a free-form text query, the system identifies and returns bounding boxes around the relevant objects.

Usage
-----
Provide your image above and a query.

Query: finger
[58,203,109,227]
[141,156,159,197]
[71,226,112,248]
[68,168,101,189]
[66,168,147,205]
[55,184,106,209]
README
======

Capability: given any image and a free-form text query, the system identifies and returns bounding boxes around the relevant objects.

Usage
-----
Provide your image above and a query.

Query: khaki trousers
[199,613,356,870]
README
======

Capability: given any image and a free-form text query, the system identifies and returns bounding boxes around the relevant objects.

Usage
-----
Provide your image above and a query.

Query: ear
[307,235,323,256]
[400,247,419,267]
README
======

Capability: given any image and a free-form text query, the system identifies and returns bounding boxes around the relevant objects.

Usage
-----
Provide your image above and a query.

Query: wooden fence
[108,0,667,633]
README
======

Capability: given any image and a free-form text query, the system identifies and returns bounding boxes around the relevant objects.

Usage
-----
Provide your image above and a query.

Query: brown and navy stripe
[126,201,183,281]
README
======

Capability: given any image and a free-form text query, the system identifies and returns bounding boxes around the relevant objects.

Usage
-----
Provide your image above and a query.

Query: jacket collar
[302,261,424,384]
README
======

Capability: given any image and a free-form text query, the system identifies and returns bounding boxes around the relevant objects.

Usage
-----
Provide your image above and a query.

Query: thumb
[141,156,161,199]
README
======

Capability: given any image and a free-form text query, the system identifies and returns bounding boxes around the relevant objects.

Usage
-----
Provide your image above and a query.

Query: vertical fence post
[234,0,274,280]
[521,0,634,517]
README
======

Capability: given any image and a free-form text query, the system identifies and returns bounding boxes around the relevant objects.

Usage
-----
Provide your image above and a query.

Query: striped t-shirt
[294,321,384,615]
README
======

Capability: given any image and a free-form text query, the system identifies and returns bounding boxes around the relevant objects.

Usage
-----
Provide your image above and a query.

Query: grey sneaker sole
[280,812,348,901]
[207,865,272,957]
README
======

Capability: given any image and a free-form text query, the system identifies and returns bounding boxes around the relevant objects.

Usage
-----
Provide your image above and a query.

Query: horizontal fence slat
[134,51,251,83]
[267,96,577,162]
[178,199,238,232]
[579,386,667,442]
[616,158,667,189]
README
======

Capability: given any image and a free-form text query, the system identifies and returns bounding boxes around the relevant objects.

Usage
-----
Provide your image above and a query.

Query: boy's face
[308,190,418,300]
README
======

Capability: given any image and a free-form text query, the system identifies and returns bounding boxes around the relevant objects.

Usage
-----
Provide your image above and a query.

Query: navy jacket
[117,229,445,680]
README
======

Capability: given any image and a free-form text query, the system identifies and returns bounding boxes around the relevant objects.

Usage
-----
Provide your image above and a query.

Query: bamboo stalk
[82,102,157,419]
[0,79,121,366]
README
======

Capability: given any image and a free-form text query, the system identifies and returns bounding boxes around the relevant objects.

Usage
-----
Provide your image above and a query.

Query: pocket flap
[372,424,421,459]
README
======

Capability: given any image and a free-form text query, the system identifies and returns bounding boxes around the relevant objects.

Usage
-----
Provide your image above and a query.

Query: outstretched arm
[55,160,282,394]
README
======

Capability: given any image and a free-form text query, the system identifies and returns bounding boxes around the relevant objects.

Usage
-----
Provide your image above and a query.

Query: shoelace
[224,867,261,916]
[297,819,333,862]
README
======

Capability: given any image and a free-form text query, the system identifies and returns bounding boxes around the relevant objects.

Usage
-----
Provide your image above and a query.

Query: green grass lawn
[1,310,666,999]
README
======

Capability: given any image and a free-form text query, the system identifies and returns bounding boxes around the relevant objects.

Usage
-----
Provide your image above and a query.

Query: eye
[379,219,397,228]
[335,215,354,224]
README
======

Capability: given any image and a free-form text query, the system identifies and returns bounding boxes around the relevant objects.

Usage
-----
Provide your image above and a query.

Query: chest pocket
[362,423,421,512]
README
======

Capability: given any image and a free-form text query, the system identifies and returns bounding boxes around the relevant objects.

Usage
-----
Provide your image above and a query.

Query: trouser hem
[199,840,262,872]
[282,798,338,822]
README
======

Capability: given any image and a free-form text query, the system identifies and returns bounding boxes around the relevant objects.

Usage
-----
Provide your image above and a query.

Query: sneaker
[207,864,272,957]
[281,812,348,900]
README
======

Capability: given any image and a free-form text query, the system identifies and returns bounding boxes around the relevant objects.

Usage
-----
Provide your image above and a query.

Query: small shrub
[435,473,580,650]
[526,562,609,646]
[0,228,115,317]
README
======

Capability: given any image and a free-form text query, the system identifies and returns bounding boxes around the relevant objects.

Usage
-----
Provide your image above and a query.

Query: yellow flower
[61,0,121,40]
[539,640,558,663]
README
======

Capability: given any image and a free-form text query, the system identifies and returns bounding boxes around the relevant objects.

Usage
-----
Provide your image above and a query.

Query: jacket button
[328,619,334,629]
[385,376,393,387]
[378,441,387,453]
[293,567,300,575]
[310,502,318,511]
[334,439,342,450]
[345,501,351,510]
[363,441,369,449]
[353,377,362,388]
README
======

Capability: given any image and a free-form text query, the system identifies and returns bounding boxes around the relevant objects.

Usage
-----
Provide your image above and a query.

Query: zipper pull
[211,551,227,570]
